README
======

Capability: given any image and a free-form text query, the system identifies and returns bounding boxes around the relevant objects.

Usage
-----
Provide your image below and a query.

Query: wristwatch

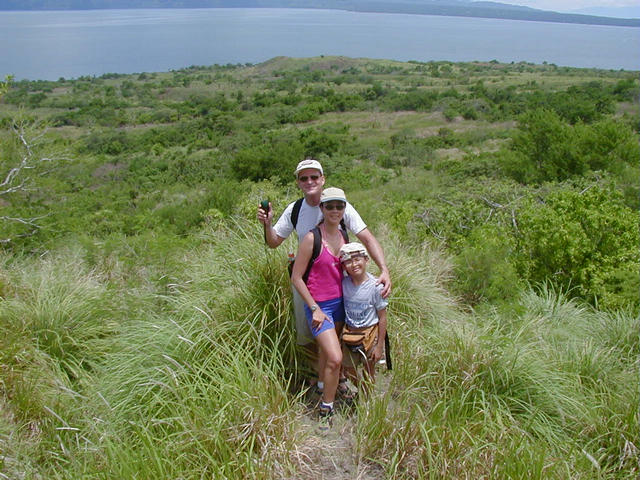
[310,304,318,312]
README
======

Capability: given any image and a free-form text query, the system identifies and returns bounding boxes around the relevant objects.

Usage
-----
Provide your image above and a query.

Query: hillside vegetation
[0,57,638,479]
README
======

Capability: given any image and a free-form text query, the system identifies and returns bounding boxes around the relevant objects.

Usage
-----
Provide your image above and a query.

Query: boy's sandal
[338,378,356,400]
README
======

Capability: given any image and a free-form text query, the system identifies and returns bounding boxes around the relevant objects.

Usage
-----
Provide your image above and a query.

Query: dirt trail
[294,372,391,480]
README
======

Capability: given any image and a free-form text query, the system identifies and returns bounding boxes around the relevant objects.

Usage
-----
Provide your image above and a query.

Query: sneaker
[318,404,334,430]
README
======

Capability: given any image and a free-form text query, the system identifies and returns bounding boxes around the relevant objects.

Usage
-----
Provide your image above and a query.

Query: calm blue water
[2,8,639,80]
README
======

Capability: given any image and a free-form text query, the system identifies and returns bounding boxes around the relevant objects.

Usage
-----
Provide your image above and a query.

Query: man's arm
[355,228,391,298]
[257,201,286,248]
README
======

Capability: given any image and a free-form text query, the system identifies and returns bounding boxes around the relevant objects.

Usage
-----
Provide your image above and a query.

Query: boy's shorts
[342,335,379,368]
[304,297,345,338]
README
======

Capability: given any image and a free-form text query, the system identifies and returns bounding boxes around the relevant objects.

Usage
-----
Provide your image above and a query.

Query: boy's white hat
[339,242,369,262]
[320,187,346,204]
[294,159,323,176]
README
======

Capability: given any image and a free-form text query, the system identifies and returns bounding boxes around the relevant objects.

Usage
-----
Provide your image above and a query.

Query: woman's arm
[291,232,328,329]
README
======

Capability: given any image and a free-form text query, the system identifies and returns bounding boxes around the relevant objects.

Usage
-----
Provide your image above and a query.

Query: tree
[1,114,70,244]
[0,75,11,97]
[509,108,585,183]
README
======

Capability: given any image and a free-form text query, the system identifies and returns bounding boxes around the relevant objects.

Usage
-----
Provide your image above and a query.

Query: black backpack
[290,197,305,230]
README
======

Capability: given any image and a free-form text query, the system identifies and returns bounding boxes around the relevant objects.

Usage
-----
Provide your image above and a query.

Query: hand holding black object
[259,200,271,243]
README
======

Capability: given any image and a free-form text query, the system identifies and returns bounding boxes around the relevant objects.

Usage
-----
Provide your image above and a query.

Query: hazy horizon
[0,1,640,19]
[495,1,640,18]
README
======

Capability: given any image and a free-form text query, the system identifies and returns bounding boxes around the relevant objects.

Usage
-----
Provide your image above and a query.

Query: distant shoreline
[0,1,639,28]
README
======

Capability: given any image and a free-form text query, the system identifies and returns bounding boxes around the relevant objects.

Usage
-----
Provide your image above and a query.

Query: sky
[497,0,640,13]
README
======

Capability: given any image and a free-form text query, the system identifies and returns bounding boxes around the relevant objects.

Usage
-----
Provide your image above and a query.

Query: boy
[339,242,388,394]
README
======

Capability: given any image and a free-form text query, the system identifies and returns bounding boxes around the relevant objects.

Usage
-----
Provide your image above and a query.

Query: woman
[290,187,348,422]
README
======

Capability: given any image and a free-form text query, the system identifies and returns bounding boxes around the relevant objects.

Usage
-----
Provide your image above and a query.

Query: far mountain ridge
[0,0,638,27]
[572,5,640,19]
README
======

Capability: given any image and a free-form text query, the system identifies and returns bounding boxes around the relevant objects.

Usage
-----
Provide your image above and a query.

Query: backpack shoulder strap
[302,226,349,283]
[339,223,349,243]
[290,198,304,230]
[384,332,392,370]
[302,226,322,284]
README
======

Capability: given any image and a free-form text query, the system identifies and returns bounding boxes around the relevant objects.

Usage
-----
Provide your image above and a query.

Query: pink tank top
[305,241,343,302]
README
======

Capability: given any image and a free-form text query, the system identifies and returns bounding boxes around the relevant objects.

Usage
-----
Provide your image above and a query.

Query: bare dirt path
[294,372,391,480]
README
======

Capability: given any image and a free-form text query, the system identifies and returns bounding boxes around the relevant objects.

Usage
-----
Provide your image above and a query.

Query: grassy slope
[0,56,638,478]
[0,226,637,478]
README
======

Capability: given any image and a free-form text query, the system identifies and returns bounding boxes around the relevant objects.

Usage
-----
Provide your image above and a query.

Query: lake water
[2,8,639,81]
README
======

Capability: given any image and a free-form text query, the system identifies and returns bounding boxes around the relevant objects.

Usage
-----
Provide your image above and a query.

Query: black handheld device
[259,200,270,244]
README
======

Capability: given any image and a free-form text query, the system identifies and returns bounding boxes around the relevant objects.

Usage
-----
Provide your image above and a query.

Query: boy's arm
[354,228,391,298]
[372,308,387,363]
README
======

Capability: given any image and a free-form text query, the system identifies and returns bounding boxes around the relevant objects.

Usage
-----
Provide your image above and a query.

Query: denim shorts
[304,297,345,338]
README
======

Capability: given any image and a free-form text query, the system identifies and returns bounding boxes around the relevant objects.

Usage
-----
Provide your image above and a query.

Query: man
[257,159,391,348]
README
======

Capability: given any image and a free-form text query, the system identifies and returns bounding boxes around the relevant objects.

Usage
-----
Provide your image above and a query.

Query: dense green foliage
[0,57,638,478]
[2,57,638,306]
[503,108,638,184]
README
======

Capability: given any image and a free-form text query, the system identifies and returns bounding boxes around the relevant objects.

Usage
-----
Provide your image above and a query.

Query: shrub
[454,225,522,305]
[231,141,303,184]
[515,186,639,311]
[509,108,585,182]
[506,109,639,184]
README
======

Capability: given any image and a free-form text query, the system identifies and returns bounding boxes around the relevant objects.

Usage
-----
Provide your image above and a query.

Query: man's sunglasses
[298,175,321,182]
[323,202,345,211]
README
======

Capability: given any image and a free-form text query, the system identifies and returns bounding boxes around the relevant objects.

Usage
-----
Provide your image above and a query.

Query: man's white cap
[339,242,369,262]
[294,159,323,177]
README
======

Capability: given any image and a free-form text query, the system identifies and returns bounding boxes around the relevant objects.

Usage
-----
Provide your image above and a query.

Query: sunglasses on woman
[322,202,345,211]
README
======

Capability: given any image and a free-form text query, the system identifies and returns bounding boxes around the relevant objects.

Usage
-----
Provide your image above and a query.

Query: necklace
[320,223,341,239]
[320,224,344,256]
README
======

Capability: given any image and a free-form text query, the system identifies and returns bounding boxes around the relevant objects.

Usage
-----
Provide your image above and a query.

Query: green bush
[454,225,522,305]
[230,139,303,184]
[515,185,639,311]
[505,108,639,184]
[509,108,585,182]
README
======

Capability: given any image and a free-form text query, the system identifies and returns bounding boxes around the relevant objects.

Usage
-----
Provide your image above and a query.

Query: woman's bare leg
[315,328,342,404]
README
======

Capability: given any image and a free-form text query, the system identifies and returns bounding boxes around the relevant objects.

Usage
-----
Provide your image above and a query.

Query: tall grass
[356,270,639,478]
[1,224,637,478]
[59,223,314,478]
[0,249,121,477]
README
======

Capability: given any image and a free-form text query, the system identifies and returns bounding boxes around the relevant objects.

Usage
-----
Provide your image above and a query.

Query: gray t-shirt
[273,198,367,241]
[342,272,388,329]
